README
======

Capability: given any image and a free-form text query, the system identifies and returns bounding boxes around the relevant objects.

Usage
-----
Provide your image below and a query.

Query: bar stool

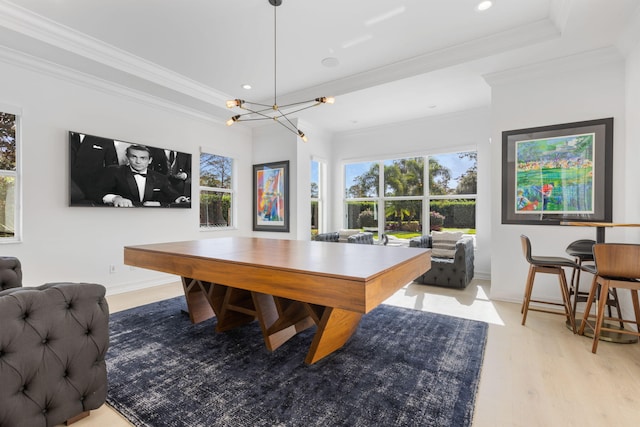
[566,239,622,326]
[579,243,640,353]
[565,239,595,317]
[520,235,578,333]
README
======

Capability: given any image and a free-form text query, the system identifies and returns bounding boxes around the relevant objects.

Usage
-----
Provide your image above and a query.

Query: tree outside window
[200,153,233,228]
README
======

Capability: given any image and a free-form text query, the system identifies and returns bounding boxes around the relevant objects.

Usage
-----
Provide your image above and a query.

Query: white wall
[4,40,638,302]
[251,119,334,241]
[486,48,630,303]
[295,119,333,240]
[0,59,253,294]
[251,124,297,239]
[625,37,640,241]
[330,107,492,278]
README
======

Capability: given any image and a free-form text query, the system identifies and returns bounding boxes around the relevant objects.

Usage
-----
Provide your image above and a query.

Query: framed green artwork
[501,118,613,225]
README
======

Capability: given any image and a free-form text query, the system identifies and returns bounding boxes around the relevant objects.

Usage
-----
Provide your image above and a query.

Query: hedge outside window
[200,153,233,228]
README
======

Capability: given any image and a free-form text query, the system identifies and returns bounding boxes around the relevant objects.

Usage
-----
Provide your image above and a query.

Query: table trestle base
[181,276,360,363]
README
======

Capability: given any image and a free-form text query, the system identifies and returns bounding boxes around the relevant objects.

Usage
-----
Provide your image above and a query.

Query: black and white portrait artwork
[69,131,192,208]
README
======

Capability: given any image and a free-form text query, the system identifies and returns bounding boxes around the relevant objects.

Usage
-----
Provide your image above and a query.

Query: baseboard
[473,271,491,281]
[106,276,179,296]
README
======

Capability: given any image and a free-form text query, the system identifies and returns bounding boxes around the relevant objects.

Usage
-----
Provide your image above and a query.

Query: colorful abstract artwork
[501,118,612,225]
[253,161,289,232]
[515,133,594,214]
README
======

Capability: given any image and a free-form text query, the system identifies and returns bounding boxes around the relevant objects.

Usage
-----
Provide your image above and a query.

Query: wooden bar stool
[565,239,595,316]
[566,239,623,327]
[579,243,640,353]
[520,235,578,333]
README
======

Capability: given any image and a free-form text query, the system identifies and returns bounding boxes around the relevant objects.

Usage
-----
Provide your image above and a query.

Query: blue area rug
[106,296,487,427]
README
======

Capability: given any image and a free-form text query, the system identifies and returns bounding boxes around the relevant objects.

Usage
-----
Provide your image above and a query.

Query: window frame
[199,150,235,230]
[342,150,477,239]
[0,105,21,244]
[311,157,327,239]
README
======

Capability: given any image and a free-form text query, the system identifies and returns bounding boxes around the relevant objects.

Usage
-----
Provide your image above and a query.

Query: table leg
[181,277,215,324]
[596,227,605,244]
[252,293,315,351]
[181,277,365,364]
[305,307,363,365]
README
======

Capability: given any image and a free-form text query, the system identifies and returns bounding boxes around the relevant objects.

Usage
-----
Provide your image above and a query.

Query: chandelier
[225,0,334,142]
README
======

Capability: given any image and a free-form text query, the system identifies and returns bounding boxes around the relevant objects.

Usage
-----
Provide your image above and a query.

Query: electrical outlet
[109,264,117,274]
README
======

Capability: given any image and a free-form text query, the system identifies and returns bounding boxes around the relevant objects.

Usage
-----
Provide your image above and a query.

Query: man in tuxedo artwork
[166,149,192,197]
[93,144,190,207]
[69,132,119,203]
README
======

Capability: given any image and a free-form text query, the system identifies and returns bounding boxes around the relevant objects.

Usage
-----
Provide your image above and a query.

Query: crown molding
[0,44,227,125]
[0,1,230,106]
[482,46,624,87]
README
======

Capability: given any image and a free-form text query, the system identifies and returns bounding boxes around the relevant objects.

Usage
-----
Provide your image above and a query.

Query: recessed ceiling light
[475,1,493,12]
[241,84,252,90]
[321,57,340,68]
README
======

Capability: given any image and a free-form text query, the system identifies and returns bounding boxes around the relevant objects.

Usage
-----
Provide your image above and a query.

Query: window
[428,152,477,233]
[343,151,477,243]
[0,110,18,242]
[200,152,233,228]
[311,159,327,239]
[345,161,379,233]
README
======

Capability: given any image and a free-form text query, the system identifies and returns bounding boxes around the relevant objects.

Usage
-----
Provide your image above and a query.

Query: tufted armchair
[314,232,339,242]
[346,232,374,244]
[0,262,109,427]
[409,234,475,289]
[0,256,22,291]
[314,230,375,244]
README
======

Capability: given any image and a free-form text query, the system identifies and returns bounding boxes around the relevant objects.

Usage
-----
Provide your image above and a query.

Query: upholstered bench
[409,232,475,289]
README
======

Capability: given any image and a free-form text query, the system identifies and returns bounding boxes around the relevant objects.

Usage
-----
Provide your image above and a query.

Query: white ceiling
[0,0,638,133]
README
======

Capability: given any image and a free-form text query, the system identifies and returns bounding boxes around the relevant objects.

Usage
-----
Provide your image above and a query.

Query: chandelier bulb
[226,115,240,126]
[315,96,335,105]
[226,99,244,109]
[298,130,308,142]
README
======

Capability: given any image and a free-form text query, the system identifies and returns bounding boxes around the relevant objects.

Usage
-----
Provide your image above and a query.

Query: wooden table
[560,222,640,243]
[124,237,431,364]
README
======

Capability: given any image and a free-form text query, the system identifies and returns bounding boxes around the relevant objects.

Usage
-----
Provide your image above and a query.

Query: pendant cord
[273,5,277,106]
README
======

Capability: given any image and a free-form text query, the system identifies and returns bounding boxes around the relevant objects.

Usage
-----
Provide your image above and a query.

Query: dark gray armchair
[410,235,475,289]
[0,257,109,426]
[314,232,339,242]
[0,256,22,291]
[314,231,374,244]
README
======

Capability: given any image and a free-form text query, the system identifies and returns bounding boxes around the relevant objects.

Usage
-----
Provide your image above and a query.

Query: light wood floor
[64,279,640,427]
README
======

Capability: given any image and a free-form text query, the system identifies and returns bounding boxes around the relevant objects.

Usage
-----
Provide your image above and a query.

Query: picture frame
[69,131,192,208]
[501,118,613,225]
[253,160,290,232]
